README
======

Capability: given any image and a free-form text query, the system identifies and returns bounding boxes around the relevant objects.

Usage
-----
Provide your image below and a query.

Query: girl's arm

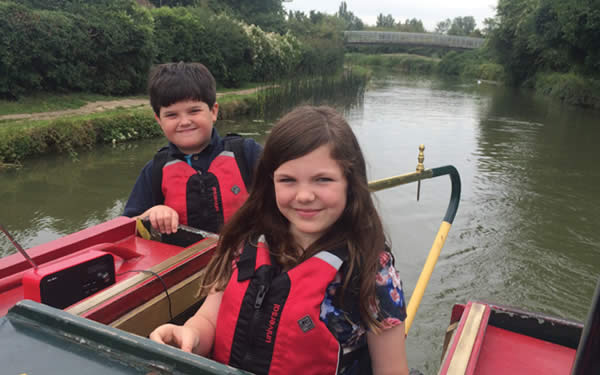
[149,290,223,356]
[367,322,409,375]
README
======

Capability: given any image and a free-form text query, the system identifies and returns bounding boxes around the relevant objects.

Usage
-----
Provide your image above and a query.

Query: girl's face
[273,144,348,250]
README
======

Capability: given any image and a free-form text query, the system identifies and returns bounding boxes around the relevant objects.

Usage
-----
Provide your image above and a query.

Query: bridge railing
[344,31,485,49]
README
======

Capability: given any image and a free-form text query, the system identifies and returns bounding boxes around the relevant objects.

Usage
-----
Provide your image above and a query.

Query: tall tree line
[488,0,600,85]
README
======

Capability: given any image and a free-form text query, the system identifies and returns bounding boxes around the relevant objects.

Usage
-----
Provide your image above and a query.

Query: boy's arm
[243,138,263,170]
[123,160,155,217]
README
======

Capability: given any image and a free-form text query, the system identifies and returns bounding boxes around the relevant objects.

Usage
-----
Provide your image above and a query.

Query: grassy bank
[0,71,368,168]
[0,93,146,116]
[346,53,438,75]
[0,83,263,117]
[347,51,505,82]
[0,91,261,168]
[346,51,505,83]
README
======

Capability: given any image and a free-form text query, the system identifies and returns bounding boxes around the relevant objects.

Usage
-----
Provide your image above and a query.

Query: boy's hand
[135,205,179,234]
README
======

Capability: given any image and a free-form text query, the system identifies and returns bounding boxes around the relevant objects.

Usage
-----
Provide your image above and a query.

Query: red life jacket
[159,149,249,233]
[213,237,347,375]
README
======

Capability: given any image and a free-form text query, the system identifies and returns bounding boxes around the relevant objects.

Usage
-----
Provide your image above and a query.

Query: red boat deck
[475,325,575,374]
[0,217,192,316]
[439,301,578,375]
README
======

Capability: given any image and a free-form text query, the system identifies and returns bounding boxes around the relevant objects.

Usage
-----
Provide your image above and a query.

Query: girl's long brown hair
[200,106,387,331]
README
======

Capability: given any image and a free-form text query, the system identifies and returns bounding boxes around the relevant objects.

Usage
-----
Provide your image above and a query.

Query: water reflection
[470,87,600,320]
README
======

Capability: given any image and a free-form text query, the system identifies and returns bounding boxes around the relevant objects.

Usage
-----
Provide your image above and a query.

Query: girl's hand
[150,291,223,356]
[149,323,200,353]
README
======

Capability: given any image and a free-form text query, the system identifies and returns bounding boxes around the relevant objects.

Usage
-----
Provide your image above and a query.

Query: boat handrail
[367,147,461,334]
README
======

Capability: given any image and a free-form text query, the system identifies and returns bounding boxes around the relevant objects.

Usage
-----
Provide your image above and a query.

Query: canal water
[1,72,599,373]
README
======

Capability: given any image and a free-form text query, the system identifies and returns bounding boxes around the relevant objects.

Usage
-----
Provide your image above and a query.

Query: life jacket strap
[237,241,258,281]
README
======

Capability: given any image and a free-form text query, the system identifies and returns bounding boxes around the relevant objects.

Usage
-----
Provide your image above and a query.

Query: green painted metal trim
[367,165,460,224]
[431,165,461,224]
[6,300,250,375]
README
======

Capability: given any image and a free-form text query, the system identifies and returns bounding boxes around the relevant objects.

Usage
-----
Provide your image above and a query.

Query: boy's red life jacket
[151,136,250,233]
[213,237,347,375]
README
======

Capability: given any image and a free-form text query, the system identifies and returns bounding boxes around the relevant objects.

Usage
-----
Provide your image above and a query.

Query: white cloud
[283,0,497,31]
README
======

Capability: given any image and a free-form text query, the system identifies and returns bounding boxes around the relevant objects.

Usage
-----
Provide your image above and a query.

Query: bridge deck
[344,31,484,49]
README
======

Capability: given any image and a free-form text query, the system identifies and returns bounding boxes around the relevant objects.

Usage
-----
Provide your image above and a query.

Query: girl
[150,106,409,375]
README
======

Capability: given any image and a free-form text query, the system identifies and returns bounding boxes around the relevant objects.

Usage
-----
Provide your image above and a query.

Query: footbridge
[344,31,485,49]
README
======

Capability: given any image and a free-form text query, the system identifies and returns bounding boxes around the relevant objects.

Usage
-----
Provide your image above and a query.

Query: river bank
[348,52,600,109]
[0,93,258,170]
[0,70,368,169]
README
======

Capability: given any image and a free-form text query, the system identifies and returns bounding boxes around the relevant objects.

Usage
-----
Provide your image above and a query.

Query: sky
[283,0,498,32]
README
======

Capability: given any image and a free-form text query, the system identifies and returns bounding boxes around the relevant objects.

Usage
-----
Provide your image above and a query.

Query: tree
[448,16,477,36]
[397,18,425,33]
[481,17,498,36]
[376,13,395,28]
[435,18,451,34]
[488,0,600,83]
[336,1,364,30]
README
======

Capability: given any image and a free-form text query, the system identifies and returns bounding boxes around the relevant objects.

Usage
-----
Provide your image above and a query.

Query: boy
[123,62,263,236]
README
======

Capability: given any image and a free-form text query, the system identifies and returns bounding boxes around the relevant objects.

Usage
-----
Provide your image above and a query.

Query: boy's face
[155,100,218,154]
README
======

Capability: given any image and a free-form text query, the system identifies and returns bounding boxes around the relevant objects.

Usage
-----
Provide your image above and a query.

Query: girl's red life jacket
[213,237,347,375]
[160,150,248,233]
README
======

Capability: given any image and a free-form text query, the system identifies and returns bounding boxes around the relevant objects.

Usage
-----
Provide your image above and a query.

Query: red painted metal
[0,217,212,317]
[441,302,580,374]
[475,325,576,374]
[81,240,217,324]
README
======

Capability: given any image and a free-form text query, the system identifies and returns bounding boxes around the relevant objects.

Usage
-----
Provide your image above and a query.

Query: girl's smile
[295,208,321,218]
[273,144,348,249]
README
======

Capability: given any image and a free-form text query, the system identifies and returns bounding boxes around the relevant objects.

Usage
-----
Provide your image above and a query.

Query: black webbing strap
[237,241,257,282]
[223,133,251,191]
[151,147,170,206]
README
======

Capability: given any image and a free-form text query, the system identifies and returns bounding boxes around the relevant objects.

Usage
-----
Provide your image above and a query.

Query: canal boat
[1,147,598,374]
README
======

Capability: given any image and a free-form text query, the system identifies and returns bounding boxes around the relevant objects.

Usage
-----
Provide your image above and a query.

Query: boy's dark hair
[148,62,216,116]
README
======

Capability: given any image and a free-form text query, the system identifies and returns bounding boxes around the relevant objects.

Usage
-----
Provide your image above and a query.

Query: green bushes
[1,1,345,99]
[534,72,600,108]
[0,1,154,98]
[489,0,600,86]
[346,53,437,74]
[437,51,474,76]
[438,50,504,81]
[152,8,254,88]
[296,39,345,76]
[241,25,301,81]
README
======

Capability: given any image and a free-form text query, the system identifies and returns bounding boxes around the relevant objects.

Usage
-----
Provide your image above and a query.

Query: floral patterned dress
[319,251,407,375]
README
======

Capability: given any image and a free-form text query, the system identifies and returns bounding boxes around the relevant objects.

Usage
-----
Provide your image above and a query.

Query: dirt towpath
[0,87,263,122]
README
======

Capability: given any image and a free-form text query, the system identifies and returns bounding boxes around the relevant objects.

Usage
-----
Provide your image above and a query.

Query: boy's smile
[273,145,348,250]
[155,100,218,155]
